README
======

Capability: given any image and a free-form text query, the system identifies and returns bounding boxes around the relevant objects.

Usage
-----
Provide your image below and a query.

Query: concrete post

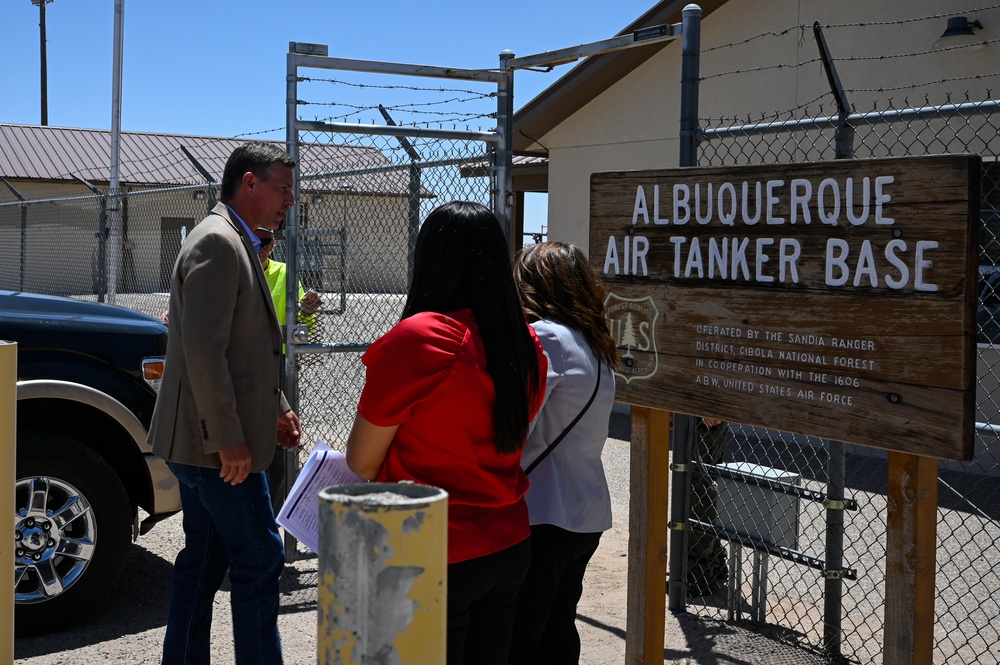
[317,482,447,664]
[1,342,17,660]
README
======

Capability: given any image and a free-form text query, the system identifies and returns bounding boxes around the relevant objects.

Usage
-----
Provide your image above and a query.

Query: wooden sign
[591,155,980,461]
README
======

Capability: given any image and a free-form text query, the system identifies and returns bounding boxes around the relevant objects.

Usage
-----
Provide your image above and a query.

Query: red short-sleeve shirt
[358,308,546,564]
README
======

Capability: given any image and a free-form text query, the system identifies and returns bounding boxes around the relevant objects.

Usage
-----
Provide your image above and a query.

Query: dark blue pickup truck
[1,290,180,635]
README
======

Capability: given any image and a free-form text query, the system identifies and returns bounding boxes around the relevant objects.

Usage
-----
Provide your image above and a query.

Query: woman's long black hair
[402,201,540,454]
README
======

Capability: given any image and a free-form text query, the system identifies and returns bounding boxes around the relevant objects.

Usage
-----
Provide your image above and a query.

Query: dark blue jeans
[163,462,284,665]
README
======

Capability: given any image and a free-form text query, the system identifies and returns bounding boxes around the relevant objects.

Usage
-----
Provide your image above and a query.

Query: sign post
[593,154,980,663]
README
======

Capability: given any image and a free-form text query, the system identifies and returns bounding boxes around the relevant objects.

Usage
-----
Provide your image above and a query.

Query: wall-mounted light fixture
[933,16,985,50]
[193,190,206,200]
[312,194,325,204]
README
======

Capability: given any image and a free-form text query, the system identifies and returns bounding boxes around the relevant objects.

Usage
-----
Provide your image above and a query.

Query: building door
[160,217,192,290]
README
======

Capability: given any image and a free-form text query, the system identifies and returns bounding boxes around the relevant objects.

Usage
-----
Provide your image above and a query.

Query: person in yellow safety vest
[253,227,321,332]
[253,226,321,517]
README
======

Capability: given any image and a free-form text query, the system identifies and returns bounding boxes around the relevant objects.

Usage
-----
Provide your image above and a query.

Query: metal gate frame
[277,28,682,562]
[282,41,514,403]
[279,42,512,560]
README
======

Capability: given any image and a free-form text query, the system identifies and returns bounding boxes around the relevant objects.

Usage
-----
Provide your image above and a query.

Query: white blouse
[522,319,615,533]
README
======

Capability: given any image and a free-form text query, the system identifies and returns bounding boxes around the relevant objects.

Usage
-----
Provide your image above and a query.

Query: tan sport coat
[148,203,290,473]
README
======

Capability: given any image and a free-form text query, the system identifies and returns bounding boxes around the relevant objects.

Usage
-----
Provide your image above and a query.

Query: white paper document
[276,440,366,553]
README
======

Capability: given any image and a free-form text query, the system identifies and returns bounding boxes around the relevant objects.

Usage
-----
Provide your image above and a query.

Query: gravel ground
[12,411,831,665]
[14,409,994,664]
[13,420,639,665]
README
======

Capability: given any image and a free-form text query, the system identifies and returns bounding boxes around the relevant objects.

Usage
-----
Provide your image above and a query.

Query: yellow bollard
[317,482,447,665]
[1,342,16,661]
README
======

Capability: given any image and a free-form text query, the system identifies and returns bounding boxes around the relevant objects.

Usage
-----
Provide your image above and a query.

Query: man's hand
[277,409,302,450]
[218,443,253,485]
[300,290,321,315]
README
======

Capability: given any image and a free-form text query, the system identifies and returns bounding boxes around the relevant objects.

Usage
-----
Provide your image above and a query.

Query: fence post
[678,3,702,169]
[667,413,693,611]
[666,0,703,617]
[0,342,16,661]
[284,42,304,403]
[317,482,447,664]
[813,24,854,654]
[823,440,846,656]
[376,106,423,289]
[496,50,515,252]
[812,21,855,160]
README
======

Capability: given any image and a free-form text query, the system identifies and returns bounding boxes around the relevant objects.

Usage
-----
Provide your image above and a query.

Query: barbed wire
[700,92,832,125]
[47,145,206,186]
[307,111,497,130]
[401,118,497,130]
[702,25,808,53]
[701,86,1000,128]
[303,100,493,121]
[234,127,285,138]
[847,72,1000,94]
[699,89,1000,135]
[46,127,293,186]
[836,37,999,62]
[301,92,495,111]
[702,36,997,82]
[822,3,1000,29]
[702,3,1000,53]
[701,57,823,82]
[300,96,496,119]
[298,76,496,99]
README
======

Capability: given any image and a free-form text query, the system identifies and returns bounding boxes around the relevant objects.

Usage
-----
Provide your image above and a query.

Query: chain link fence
[0,178,218,319]
[277,52,508,563]
[680,94,1000,664]
[286,131,495,457]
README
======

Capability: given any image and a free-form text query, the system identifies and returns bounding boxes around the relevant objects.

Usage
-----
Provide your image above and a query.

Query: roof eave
[512,0,730,155]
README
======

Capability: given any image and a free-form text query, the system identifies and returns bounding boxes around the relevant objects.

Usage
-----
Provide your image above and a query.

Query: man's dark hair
[220,143,296,202]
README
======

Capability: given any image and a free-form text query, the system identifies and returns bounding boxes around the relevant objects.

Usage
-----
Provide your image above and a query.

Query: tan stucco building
[513,0,1000,254]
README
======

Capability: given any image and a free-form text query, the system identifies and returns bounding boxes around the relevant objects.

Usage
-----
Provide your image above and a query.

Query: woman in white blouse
[509,242,618,665]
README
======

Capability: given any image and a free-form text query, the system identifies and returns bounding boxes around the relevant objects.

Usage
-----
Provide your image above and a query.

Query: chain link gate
[277,43,514,561]
[671,13,1000,664]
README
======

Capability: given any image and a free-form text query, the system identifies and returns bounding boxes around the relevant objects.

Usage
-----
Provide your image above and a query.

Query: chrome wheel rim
[14,476,97,604]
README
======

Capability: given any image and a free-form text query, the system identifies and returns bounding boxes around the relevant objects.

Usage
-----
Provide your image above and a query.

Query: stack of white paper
[275,440,366,553]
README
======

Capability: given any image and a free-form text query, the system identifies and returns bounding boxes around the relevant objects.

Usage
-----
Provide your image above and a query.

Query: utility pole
[31,0,53,126]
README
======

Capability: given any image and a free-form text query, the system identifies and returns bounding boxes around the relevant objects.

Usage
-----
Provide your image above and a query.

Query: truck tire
[14,432,134,635]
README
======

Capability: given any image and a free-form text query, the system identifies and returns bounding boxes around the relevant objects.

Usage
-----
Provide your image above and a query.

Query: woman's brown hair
[515,241,618,368]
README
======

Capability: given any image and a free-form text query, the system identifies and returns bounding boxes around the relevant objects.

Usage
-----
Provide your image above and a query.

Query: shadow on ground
[14,543,174,658]
[15,542,319,658]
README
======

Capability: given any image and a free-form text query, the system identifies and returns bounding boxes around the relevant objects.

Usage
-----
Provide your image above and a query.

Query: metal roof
[0,123,410,195]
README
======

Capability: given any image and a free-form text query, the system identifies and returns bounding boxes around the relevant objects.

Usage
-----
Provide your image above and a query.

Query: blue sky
[2,0,657,234]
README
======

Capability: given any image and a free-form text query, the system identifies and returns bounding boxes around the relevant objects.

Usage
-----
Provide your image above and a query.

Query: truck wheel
[14,432,134,635]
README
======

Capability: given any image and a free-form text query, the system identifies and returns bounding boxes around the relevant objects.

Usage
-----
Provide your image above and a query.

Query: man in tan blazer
[148,142,301,665]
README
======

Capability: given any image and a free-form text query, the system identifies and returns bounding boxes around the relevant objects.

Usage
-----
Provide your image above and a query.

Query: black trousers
[509,524,603,665]
[448,538,531,665]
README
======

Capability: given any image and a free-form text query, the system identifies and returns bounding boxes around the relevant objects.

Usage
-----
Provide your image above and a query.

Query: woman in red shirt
[346,200,546,665]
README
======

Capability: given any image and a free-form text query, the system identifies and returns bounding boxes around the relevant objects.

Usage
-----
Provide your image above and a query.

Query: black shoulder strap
[524,366,602,475]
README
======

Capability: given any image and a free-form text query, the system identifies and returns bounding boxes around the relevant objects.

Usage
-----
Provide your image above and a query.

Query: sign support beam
[624,406,670,664]
[884,452,938,665]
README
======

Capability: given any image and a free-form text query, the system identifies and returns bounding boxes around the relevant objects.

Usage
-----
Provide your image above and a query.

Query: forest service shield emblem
[604,293,659,384]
